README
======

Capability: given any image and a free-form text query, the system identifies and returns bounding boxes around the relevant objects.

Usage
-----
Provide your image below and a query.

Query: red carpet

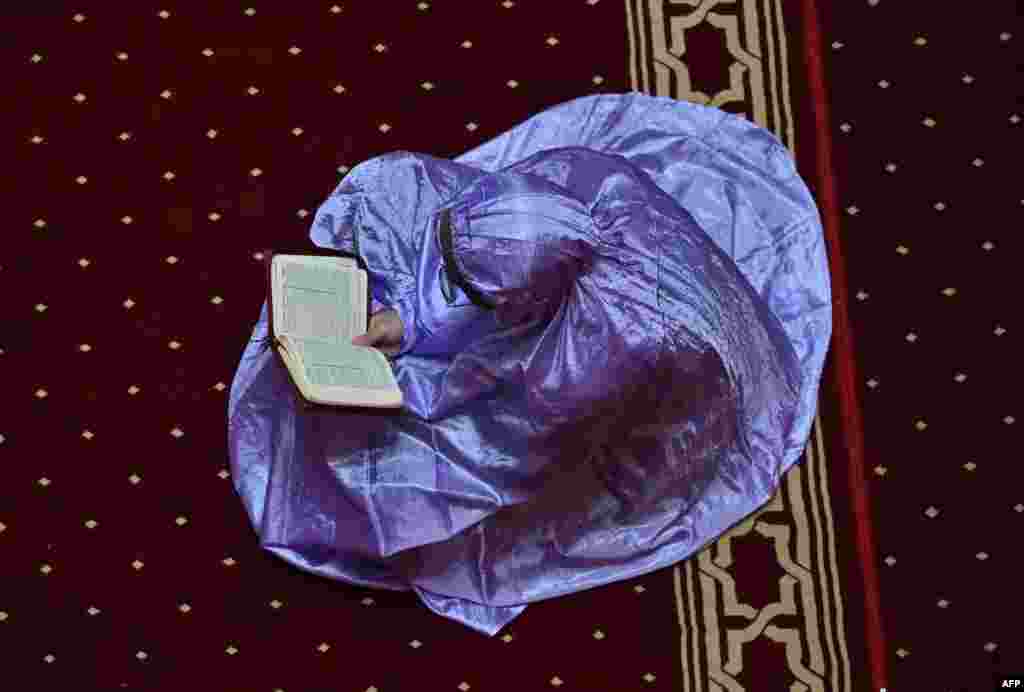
[816,1,1022,690]
[802,1,887,688]
[9,1,1002,690]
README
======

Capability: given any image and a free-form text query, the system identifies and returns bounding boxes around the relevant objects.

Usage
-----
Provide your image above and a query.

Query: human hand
[351,308,404,357]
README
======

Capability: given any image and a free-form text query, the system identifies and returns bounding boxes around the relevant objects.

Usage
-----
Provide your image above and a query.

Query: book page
[275,258,363,345]
[292,338,396,390]
[272,255,398,403]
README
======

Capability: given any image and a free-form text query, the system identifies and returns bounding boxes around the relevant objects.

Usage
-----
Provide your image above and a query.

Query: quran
[267,252,403,408]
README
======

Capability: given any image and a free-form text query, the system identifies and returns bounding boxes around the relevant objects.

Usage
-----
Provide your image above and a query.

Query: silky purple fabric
[228,93,832,635]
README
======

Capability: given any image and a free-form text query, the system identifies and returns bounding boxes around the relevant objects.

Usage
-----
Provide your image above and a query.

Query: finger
[351,332,375,346]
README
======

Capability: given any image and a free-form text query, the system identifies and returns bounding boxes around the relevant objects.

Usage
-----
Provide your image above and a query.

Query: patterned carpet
[14,1,1011,690]
[820,2,1022,691]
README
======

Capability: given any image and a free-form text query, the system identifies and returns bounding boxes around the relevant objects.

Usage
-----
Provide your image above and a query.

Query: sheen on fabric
[228,93,832,635]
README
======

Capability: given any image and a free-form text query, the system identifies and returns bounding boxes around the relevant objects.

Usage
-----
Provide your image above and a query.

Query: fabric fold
[228,93,831,634]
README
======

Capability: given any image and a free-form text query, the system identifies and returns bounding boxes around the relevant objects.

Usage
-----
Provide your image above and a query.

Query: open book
[268,253,403,408]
